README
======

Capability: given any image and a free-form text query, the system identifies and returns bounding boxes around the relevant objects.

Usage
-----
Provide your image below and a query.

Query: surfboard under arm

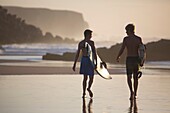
[86,42,112,79]
[138,44,146,66]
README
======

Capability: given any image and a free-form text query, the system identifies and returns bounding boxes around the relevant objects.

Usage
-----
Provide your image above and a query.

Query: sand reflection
[82,98,93,113]
[128,99,138,113]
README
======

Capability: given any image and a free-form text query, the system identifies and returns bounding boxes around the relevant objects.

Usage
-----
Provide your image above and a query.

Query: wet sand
[0,59,124,75]
[0,59,170,113]
[0,74,170,113]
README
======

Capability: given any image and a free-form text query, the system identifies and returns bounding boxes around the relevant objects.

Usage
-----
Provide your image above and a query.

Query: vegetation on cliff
[5,6,89,39]
[0,6,76,44]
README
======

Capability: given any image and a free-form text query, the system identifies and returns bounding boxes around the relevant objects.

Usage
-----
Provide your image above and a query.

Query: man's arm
[116,38,126,62]
[72,43,81,71]
[139,37,143,44]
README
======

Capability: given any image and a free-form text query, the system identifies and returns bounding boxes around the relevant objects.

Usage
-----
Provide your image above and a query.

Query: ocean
[0,42,113,60]
[0,43,170,73]
[1,43,77,55]
[0,43,77,61]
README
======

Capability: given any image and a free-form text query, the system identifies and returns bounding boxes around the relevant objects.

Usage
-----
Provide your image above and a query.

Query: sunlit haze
[1,0,170,43]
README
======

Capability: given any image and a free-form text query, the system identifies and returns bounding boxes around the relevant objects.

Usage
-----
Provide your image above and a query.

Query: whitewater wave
[1,43,77,55]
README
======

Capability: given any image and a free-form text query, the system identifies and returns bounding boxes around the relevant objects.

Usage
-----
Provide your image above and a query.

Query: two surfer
[73,24,144,100]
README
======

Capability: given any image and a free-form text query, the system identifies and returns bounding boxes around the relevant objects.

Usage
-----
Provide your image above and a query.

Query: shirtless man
[116,24,143,100]
[72,29,97,98]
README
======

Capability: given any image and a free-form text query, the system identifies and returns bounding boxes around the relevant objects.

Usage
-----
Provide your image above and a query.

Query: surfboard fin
[137,71,142,78]
[100,62,107,69]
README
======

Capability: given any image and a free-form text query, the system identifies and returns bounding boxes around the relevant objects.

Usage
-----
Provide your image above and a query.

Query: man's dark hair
[84,29,92,37]
[125,24,135,33]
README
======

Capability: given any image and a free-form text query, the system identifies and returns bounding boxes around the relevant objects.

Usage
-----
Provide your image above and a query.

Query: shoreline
[0,59,170,75]
[0,59,124,75]
[0,65,124,75]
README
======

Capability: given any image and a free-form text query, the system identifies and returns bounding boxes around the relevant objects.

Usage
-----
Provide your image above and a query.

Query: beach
[1,2,170,113]
[0,59,125,75]
[0,75,170,113]
[0,59,170,113]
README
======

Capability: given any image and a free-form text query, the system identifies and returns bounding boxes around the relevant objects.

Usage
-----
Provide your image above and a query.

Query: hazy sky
[1,0,170,43]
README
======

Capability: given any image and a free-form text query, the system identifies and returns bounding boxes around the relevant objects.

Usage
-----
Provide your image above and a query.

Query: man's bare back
[123,35,142,57]
[79,40,95,56]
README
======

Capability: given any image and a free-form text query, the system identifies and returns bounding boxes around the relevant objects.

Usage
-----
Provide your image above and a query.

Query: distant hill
[0,6,78,44]
[97,39,170,63]
[145,39,170,61]
[4,6,89,39]
[0,6,43,44]
[43,39,170,63]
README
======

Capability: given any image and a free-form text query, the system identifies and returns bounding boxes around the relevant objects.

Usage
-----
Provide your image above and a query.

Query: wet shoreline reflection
[82,98,93,113]
[128,99,138,113]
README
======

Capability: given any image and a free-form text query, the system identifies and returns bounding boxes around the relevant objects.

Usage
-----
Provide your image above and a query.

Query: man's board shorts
[126,56,139,75]
[80,56,94,76]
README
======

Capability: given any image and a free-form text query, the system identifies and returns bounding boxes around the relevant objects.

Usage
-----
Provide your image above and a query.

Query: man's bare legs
[133,72,138,99]
[127,75,134,100]
[127,73,139,99]
[82,75,94,98]
[82,75,88,98]
[87,76,94,98]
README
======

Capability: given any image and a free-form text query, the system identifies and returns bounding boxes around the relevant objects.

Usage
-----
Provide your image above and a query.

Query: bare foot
[134,93,137,99]
[134,95,137,99]
[129,92,134,100]
[87,88,93,98]
[82,93,86,98]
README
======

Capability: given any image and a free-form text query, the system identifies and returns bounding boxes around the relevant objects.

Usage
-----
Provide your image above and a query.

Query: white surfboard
[138,44,146,67]
[138,44,146,78]
[85,42,112,80]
